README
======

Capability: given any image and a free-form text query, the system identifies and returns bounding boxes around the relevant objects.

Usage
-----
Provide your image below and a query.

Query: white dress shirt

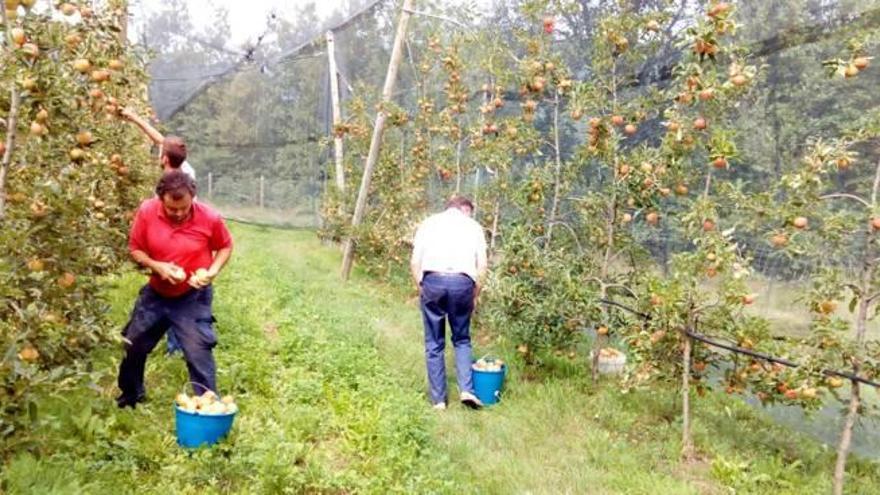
[412,208,487,282]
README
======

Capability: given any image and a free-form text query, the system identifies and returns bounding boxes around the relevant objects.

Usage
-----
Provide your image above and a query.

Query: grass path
[3,224,879,494]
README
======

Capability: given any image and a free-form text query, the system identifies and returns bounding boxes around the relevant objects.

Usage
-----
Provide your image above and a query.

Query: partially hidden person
[121,107,194,355]
[120,107,196,180]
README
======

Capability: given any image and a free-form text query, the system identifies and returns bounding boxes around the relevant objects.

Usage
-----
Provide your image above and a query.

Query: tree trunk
[681,330,694,461]
[592,59,619,382]
[832,380,860,495]
[340,0,415,280]
[592,194,617,382]
[546,88,563,245]
[832,158,880,494]
[591,284,607,383]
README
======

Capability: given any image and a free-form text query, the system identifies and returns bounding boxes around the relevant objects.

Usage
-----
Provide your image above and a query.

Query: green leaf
[27,400,37,423]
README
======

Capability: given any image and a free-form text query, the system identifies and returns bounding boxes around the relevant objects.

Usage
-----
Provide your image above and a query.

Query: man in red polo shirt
[116,171,233,408]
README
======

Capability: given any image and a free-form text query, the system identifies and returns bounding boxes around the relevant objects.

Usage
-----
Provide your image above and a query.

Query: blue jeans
[166,285,213,355]
[166,327,183,355]
[420,272,476,404]
[117,285,218,400]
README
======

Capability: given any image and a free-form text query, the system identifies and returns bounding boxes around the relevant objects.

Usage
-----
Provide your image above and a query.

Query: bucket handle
[181,381,214,396]
[478,354,501,364]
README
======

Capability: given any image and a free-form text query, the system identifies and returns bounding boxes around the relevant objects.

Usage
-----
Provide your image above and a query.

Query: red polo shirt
[128,198,233,298]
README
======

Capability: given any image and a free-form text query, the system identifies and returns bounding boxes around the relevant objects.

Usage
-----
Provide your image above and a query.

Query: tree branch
[547,221,583,253]
[820,193,870,208]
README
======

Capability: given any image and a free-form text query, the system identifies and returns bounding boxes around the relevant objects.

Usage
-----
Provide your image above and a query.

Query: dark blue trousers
[420,272,476,404]
[117,285,218,400]
[165,284,213,355]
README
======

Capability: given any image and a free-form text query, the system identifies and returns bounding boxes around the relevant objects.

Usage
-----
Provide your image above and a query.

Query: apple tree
[0,0,154,445]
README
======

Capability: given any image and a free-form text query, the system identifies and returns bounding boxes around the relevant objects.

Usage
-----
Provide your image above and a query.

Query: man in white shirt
[411,196,488,410]
[120,107,196,181]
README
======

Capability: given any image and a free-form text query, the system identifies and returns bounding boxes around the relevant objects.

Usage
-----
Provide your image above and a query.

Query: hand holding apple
[154,261,186,284]
[188,267,215,289]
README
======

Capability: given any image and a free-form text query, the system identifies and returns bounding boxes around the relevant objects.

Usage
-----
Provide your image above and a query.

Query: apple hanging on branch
[542,16,554,34]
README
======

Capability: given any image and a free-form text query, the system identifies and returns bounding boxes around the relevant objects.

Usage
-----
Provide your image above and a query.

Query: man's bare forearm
[209,247,233,276]
[122,109,164,145]
[131,249,158,271]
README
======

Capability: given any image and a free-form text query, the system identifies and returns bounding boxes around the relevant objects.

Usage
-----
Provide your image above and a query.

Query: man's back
[413,209,486,280]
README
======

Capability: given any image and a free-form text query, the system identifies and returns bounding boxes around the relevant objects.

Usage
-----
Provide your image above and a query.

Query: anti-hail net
[132,0,880,328]
[133,0,397,227]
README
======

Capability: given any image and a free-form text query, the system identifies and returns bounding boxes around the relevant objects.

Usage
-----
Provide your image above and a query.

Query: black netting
[132,0,880,311]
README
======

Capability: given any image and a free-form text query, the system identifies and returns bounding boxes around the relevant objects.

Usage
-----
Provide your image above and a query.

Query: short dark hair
[155,170,196,200]
[162,136,187,168]
[445,195,474,212]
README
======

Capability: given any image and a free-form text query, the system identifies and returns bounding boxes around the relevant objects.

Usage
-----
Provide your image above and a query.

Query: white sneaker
[460,391,483,409]
[432,402,447,411]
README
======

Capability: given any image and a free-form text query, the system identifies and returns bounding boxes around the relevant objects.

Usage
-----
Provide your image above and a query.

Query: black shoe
[116,392,146,409]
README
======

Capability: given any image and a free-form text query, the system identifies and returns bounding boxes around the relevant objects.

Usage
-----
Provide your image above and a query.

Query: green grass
[3,224,880,494]
[202,201,320,229]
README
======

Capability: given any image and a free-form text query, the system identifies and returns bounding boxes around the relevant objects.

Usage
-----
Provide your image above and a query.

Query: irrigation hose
[597,298,880,388]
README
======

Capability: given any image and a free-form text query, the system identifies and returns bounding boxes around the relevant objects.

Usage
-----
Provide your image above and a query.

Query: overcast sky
[131,0,340,47]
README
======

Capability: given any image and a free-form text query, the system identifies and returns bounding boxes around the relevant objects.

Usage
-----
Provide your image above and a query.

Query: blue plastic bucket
[472,364,506,406]
[175,406,236,448]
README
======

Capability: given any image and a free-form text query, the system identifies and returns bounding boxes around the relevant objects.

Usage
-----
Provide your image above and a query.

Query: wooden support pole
[326,30,345,194]
[340,0,415,280]
[259,175,265,209]
[208,172,213,199]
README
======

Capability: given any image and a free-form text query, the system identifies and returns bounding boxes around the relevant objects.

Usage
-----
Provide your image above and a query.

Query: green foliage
[1,225,459,493]
[315,0,880,489]
[0,2,154,442]
[6,225,880,494]
[483,224,599,355]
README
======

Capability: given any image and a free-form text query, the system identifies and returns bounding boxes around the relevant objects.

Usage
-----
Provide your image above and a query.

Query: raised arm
[120,107,165,145]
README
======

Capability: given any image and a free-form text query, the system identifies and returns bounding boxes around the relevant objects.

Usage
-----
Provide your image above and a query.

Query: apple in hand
[168,264,186,284]
[189,267,212,288]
